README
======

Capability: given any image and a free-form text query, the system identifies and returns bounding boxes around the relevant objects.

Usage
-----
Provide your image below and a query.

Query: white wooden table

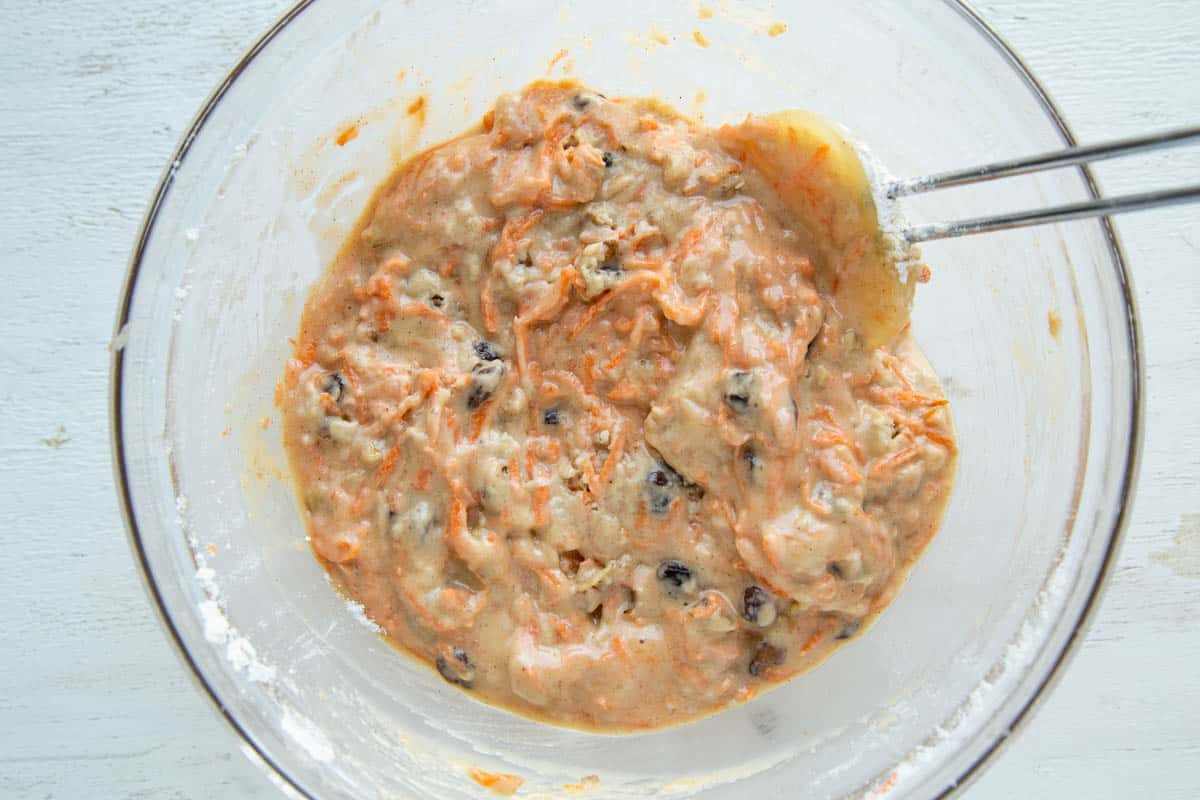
[2,1,1197,797]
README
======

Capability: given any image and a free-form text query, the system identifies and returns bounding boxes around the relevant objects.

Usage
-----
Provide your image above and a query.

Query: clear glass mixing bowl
[111,1,1141,797]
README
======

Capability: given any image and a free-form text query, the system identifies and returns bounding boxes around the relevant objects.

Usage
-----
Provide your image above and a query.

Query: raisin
[835,621,861,640]
[597,259,622,273]
[645,470,673,515]
[743,586,776,627]
[724,370,755,413]
[748,641,785,677]
[435,647,475,688]
[827,562,845,579]
[474,341,501,361]
[322,373,345,402]
[429,293,445,308]
[466,362,503,410]
[647,462,703,508]
[466,385,489,409]
[647,492,671,515]
[657,560,695,594]
[715,371,753,417]
[543,408,561,426]
[742,445,761,474]
[602,151,615,168]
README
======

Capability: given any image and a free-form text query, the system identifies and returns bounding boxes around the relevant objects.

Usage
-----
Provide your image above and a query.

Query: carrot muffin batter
[280,82,956,730]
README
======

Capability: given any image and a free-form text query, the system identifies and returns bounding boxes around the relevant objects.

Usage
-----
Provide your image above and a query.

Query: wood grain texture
[0,1,1196,797]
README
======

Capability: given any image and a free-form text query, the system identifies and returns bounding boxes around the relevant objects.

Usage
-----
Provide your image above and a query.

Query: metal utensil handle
[903,183,1200,243]
[888,125,1200,198]
[890,124,1200,241]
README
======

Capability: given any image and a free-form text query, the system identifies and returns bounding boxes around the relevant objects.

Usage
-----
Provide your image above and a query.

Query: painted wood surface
[1,1,1196,797]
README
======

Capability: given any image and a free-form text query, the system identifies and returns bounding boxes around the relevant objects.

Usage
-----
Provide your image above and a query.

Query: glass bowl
[111,1,1141,797]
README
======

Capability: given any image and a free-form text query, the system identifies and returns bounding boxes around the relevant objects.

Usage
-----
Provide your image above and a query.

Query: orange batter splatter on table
[468,768,524,796]
[280,82,956,731]
[564,774,601,793]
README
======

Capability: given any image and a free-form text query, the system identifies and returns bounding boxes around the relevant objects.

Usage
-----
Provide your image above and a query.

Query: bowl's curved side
[109,4,323,799]
[922,3,1143,797]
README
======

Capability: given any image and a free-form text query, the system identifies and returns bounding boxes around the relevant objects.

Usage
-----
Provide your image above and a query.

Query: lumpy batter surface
[280,82,956,730]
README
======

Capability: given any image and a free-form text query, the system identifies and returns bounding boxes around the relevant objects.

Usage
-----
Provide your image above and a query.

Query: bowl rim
[108,1,1144,797]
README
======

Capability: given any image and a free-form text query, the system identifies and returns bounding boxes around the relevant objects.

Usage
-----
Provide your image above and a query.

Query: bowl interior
[115,1,1136,798]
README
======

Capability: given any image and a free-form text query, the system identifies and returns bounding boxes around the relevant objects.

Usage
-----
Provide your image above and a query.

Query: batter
[280,82,956,730]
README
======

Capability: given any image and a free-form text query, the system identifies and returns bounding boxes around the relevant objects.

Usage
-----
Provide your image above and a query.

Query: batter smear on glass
[280,82,956,730]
